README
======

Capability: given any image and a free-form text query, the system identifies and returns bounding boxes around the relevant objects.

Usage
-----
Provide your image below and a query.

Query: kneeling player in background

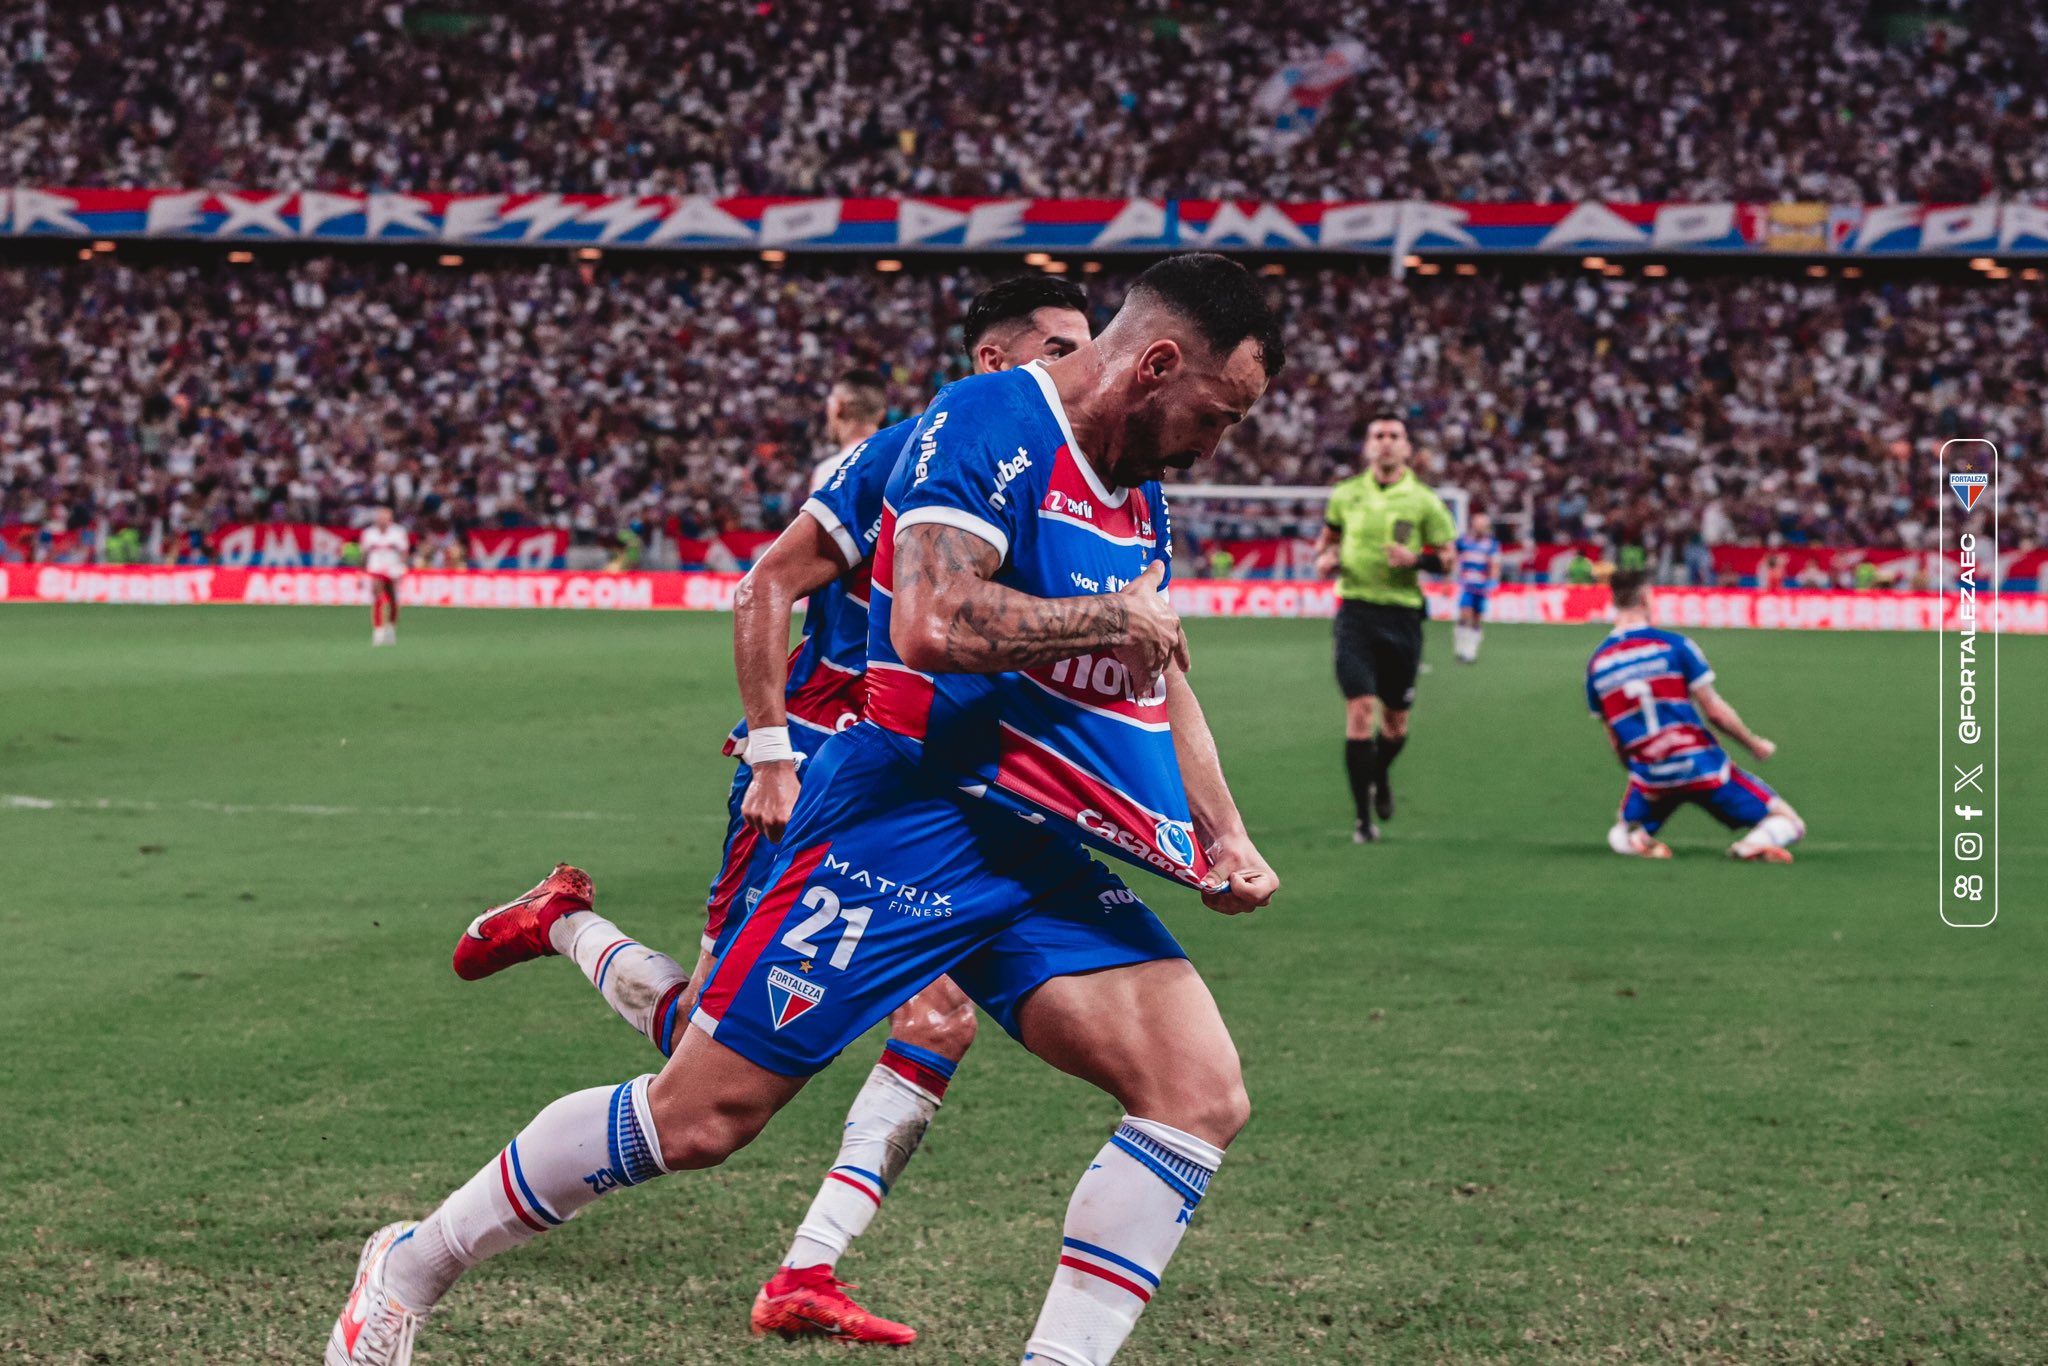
[1451,511,1500,664]
[1587,570,1805,862]
[441,276,1093,1348]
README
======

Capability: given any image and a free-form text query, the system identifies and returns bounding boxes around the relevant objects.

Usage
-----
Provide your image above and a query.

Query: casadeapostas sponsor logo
[1078,807,1196,876]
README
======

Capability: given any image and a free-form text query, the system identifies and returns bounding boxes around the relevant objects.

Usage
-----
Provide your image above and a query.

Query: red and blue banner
[10,189,2048,257]
[467,527,568,570]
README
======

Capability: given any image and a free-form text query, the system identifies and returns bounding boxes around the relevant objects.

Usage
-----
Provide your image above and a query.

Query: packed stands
[2,257,2038,568]
[3,0,2038,203]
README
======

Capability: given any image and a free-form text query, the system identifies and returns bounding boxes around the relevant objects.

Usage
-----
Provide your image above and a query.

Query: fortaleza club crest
[765,966,825,1030]
[1949,470,1989,513]
[1154,819,1197,868]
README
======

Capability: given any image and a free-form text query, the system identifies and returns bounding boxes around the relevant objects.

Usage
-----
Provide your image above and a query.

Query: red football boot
[751,1265,917,1345]
[452,864,593,981]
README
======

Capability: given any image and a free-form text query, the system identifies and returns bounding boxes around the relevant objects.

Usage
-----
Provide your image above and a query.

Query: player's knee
[648,1107,760,1171]
[1344,696,1376,739]
[1177,1074,1252,1150]
[1381,708,1410,739]
[644,1073,773,1171]
[1132,1056,1249,1149]
[891,994,978,1062]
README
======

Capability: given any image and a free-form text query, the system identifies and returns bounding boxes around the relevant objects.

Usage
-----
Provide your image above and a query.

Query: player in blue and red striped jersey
[1588,570,1806,862]
[328,255,1282,1366]
[1451,511,1501,664]
[421,278,1092,1355]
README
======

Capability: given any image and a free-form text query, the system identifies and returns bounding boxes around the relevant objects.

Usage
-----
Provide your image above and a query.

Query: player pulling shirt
[865,362,1215,890]
[692,363,1192,1076]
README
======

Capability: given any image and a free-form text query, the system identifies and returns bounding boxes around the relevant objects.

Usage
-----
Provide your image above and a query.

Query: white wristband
[745,726,796,766]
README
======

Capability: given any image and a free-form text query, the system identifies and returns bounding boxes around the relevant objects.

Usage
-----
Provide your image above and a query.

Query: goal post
[1168,482,1482,579]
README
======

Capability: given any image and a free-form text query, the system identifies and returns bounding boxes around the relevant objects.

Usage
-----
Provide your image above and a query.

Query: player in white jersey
[359,508,412,646]
[810,368,889,491]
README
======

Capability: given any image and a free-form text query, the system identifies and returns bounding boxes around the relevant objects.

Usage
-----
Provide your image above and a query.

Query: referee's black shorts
[1334,599,1425,708]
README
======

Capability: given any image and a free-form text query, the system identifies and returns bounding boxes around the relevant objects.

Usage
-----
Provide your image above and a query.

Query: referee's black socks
[1375,734,1407,819]
[1344,738,1379,822]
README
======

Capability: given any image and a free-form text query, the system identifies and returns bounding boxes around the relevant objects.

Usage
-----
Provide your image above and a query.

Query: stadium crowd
[2,257,2039,565]
[2,0,2039,204]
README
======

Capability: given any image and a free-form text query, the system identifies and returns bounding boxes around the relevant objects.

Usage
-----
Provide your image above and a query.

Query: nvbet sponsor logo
[765,966,826,1030]
[1949,470,1988,512]
[989,448,1033,509]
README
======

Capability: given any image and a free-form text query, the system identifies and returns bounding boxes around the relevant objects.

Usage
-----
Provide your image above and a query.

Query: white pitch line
[1,792,652,823]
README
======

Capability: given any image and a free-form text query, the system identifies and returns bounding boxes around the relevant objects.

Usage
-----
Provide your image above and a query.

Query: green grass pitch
[1,606,2040,1364]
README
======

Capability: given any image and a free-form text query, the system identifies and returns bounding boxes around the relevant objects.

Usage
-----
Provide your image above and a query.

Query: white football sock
[551,913,693,1056]
[1734,811,1804,853]
[1022,1117,1223,1366]
[1452,625,1470,659]
[783,1042,955,1270]
[383,1075,668,1311]
[1608,821,1647,856]
[1465,625,1483,659]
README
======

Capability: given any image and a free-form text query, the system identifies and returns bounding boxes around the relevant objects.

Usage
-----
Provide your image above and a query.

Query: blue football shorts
[1620,766,1776,835]
[1457,588,1489,614]
[690,723,1185,1076]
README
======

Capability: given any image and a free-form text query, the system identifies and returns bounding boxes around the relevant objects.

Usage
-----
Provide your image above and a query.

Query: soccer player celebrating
[327,254,1281,1366]
[812,368,891,491]
[443,277,1092,1346]
[1451,510,1502,664]
[1313,413,1457,842]
[358,507,411,646]
[1588,570,1806,861]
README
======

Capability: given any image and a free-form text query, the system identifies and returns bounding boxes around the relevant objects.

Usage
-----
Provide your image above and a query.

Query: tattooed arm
[890,523,1188,678]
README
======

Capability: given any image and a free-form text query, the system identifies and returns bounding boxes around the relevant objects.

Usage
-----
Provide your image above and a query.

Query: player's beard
[1115,395,1192,485]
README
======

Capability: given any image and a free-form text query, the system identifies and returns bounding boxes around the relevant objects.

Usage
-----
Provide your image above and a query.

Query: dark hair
[1366,409,1407,431]
[1126,252,1286,378]
[1609,568,1651,607]
[962,276,1090,356]
[832,368,889,421]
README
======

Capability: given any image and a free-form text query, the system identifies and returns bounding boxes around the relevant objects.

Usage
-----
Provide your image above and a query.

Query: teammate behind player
[1452,511,1501,664]
[359,507,411,646]
[1589,570,1806,861]
[443,275,1093,1347]
[328,253,1281,1366]
[1314,413,1457,842]
[812,368,890,491]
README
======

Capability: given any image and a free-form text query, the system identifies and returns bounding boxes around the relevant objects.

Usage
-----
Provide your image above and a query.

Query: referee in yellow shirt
[1314,413,1458,843]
